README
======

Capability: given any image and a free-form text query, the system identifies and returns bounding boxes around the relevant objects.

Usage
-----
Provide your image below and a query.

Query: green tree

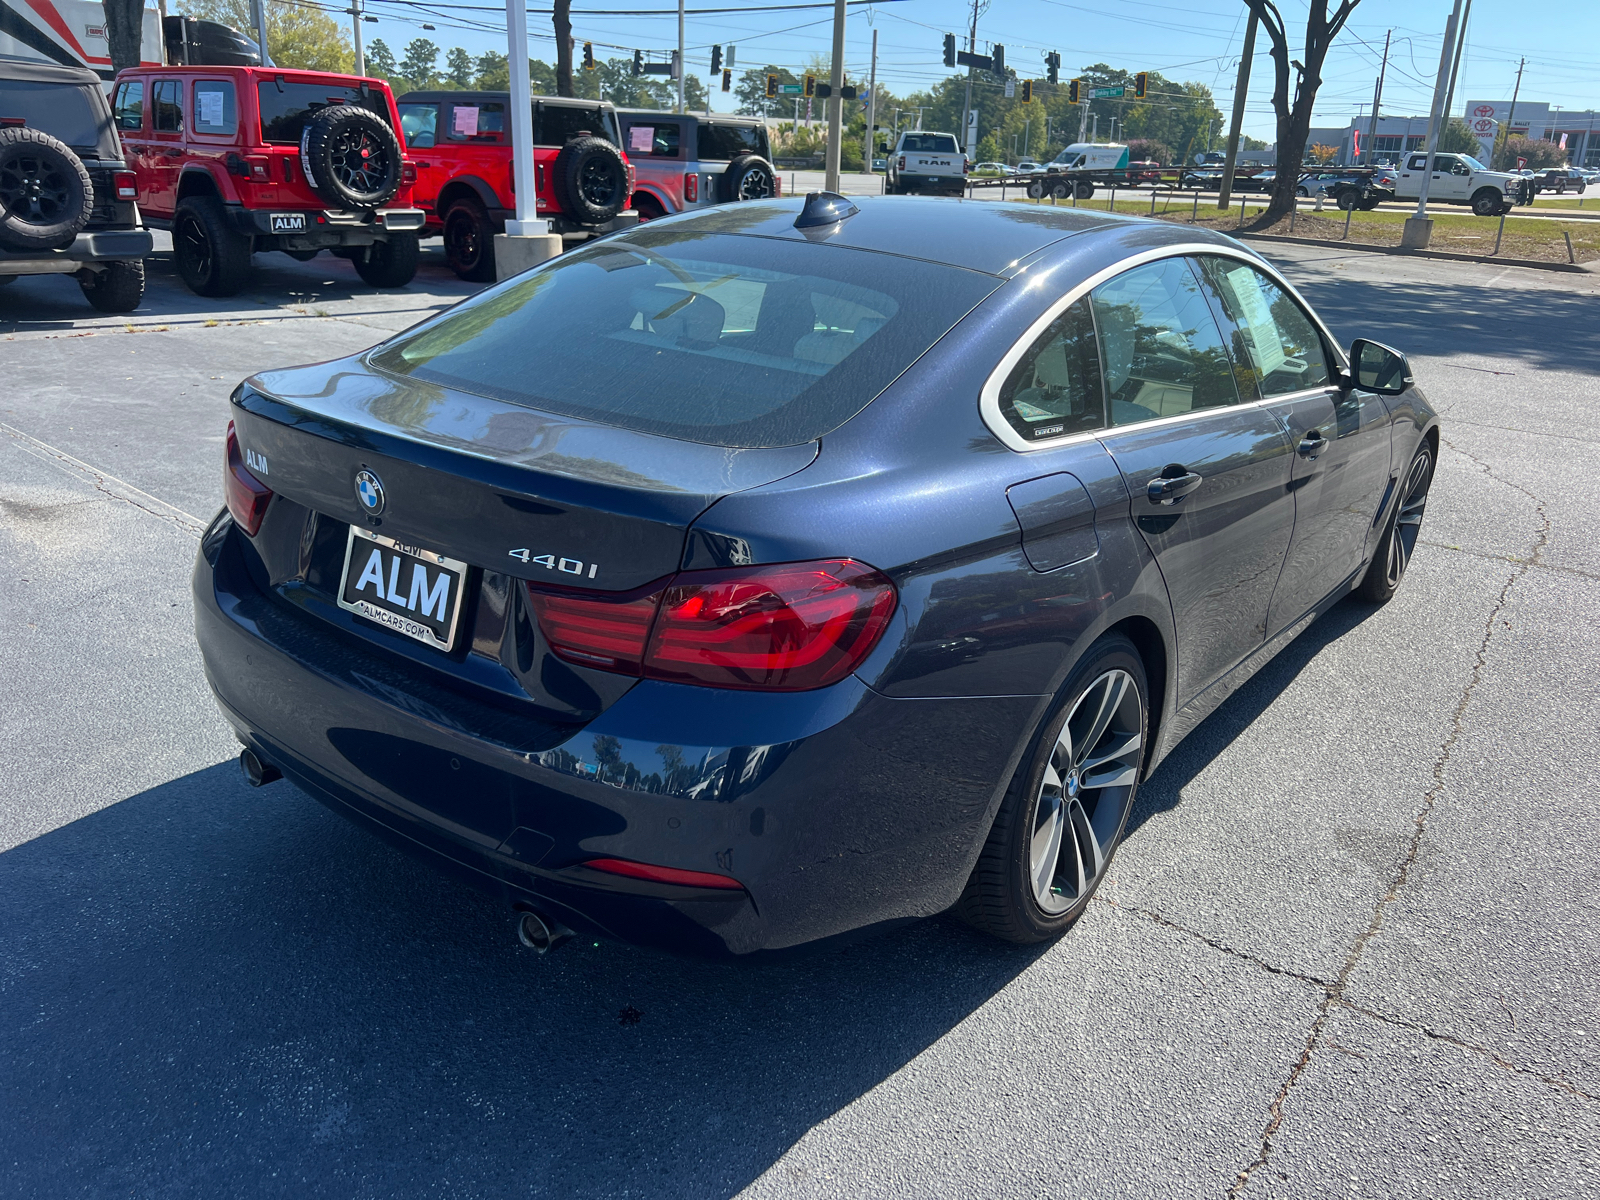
[474,50,508,90]
[369,38,398,80]
[446,46,473,88]
[1494,136,1567,171]
[600,58,676,109]
[178,0,353,73]
[399,38,440,87]
[1433,118,1481,156]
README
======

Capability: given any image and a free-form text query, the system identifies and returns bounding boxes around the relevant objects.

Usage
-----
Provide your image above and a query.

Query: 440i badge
[509,549,600,579]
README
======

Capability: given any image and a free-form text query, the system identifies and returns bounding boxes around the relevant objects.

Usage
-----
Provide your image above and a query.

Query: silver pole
[677,0,685,114]
[351,0,364,76]
[1414,0,1464,219]
[861,26,877,174]
[1218,8,1258,209]
[823,0,845,192]
[505,0,543,233]
[252,0,269,67]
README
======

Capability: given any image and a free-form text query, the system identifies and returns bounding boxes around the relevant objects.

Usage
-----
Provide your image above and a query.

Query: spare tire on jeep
[0,127,94,252]
[299,104,403,210]
[718,154,775,203]
[551,136,628,225]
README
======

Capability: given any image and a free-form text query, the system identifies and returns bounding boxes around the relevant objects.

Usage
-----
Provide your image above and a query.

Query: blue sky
[354,0,1600,138]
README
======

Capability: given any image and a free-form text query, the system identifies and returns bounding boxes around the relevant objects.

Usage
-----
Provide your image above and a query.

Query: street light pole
[677,0,685,113]
[1218,7,1257,209]
[349,0,364,75]
[862,26,877,174]
[823,0,846,191]
[1403,0,1463,250]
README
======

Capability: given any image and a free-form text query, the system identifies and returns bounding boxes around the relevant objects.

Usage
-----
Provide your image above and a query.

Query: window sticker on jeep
[452,106,478,136]
[194,81,236,135]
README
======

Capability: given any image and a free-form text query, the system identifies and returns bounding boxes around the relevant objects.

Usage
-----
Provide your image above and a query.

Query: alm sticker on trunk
[336,527,468,651]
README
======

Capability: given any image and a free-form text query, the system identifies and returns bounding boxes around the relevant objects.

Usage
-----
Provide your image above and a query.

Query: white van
[1048,143,1131,172]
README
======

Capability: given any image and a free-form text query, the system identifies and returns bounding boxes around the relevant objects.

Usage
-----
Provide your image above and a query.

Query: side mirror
[1347,338,1413,395]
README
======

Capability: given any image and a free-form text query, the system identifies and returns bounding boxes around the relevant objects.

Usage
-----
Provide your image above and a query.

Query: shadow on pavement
[0,760,1043,1198]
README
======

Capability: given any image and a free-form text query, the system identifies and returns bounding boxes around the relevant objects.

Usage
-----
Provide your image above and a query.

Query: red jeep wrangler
[112,65,425,296]
[396,90,633,281]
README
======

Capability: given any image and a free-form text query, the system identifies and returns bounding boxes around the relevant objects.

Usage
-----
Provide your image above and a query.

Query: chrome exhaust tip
[515,909,573,954]
[239,748,282,788]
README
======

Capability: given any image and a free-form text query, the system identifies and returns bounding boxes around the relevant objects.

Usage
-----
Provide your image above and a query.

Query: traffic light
[815,82,832,99]
[991,43,1004,78]
[1068,77,1082,104]
[710,44,721,75]
[943,33,956,68]
[803,74,815,97]
[1046,51,1060,85]
[1021,80,1032,104]
[633,50,643,77]
[1133,71,1148,99]
[582,42,594,70]
[722,68,731,92]
[765,73,778,98]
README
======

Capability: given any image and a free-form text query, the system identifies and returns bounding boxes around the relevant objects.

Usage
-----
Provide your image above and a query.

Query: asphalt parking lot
[3,230,1599,1198]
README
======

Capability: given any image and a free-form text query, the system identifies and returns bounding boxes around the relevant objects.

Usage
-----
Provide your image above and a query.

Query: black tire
[550,136,627,225]
[1336,189,1360,211]
[0,127,93,252]
[1075,180,1095,200]
[956,633,1148,943]
[1358,196,1381,211]
[1296,185,1309,197]
[173,195,253,297]
[1471,188,1503,217]
[718,154,775,203]
[1358,443,1434,604]
[300,104,403,210]
[351,233,418,288]
[443,198,496,281]
[78,260,145,313]
[1027,179,1046,200]
[632,192,667,222]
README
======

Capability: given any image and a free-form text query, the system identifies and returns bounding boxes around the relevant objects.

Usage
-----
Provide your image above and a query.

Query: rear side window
[901,134,957,154]
[370,231,999,448]
[398,102,438,147]
[539,102,614,146]
[1090,257,1239,426]
[113,81,144,131]
[446,101,504,142]
[0,79,112,151]
[696,122,763,161]
[257,82,390,145]
[997,300,1104,441]
[626,122,681,157]
[1194,257,1331,399]
[192,80,237,135]
[152,79,182,132]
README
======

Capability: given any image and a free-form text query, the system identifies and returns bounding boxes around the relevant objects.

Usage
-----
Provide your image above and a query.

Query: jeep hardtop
[397,90,634,282]
[0,59,152,312]
[113,64,425,295]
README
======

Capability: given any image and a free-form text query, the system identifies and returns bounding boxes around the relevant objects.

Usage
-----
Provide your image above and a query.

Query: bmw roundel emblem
[354,469,386,516]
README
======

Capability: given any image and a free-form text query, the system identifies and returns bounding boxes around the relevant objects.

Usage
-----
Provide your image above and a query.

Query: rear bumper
[894,174,965,191]
[225,206,427,248]
[193,513,1037,956]
[0,229,152,273]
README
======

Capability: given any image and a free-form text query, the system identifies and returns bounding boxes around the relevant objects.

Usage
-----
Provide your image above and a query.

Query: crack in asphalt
[1224,437,1553,1198]
[1096,899,1337,990]
[1418,539,1600,583]
[1,422,205,539]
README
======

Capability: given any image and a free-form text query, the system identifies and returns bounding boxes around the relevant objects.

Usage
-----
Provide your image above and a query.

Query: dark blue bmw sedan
[196,194,1437,955]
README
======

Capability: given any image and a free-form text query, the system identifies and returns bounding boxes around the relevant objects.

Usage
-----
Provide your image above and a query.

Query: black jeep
[0,59,152,312]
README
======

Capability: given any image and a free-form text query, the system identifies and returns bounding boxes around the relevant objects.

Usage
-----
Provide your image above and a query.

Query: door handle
[1146,468,1203,506]
[1297,431,1329,459]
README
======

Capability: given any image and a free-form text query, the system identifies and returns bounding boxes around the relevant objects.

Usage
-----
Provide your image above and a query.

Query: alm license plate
[337,527,468,652]
[270,212,307,233]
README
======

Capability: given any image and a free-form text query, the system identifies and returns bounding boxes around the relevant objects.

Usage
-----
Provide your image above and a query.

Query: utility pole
[676,0,685,113]
[1363,28,1390,166]
[862,26,878,174]
[251,0,269,66]
[1442,0,1473,131]
[1403,0,1463,250]
[1218,7,1257,208]
[824,0,846,191]
[959,0,979,155]
[1499,57,1526,167]
[349,0,364,75]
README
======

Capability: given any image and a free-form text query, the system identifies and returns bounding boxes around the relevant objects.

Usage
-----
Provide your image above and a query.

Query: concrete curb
[1234,230,1599,274]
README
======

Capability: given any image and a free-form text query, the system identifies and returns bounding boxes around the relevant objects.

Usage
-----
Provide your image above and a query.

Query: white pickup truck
[1383,151,1533,217]
[887,131,966,196]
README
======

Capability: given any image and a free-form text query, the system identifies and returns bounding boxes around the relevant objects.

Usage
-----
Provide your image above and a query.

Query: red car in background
[397,91,634,281]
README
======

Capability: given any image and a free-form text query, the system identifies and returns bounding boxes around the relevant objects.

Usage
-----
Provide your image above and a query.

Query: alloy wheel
[1029,669,1143,914]
[177,214,212,280]
[1385,450,1433,589]
[0,152,71,225]
[736,168,771,200]
[579,157,619,208]
[329,130,387,194]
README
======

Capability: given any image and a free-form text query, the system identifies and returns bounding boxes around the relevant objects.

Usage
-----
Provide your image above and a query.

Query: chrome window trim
[979,242,1349,454]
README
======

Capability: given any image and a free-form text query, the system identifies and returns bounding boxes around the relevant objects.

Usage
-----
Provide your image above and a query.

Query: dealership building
[1308,100,1600,167]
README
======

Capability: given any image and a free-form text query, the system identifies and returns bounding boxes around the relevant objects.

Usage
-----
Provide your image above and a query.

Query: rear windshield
[538,102,620,147]
[369,230,998,447]
[0,79,114,155]
[901,134,957,153]
[257,81,391,145]
[697,121,767,161]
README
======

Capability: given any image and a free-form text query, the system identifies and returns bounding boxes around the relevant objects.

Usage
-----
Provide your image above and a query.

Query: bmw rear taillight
[683,171,698,202]
[224,421,272,536]
[113,171,137,199]
[526,559,897,692]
